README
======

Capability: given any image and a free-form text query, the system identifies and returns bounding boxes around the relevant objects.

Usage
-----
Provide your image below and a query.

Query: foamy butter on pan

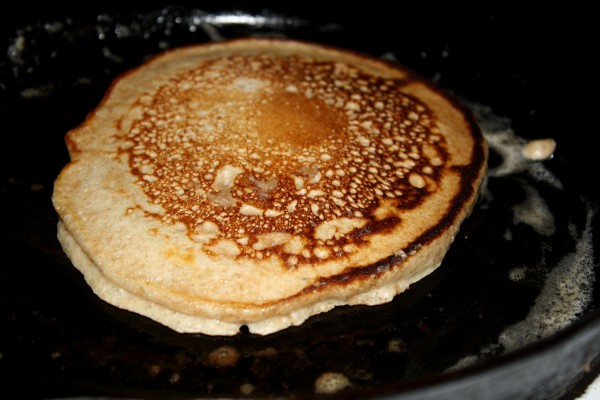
[447,104,597,371]
[499,210,596,351]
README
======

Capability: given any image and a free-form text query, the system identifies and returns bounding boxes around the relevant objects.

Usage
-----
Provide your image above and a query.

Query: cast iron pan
[1,3,598,399]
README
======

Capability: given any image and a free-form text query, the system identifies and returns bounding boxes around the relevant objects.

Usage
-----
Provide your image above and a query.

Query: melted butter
[499,205,596,352]
[472,103,563,190]
[512,185,555,237]
[446,103,597,372]
[471,102,562,237]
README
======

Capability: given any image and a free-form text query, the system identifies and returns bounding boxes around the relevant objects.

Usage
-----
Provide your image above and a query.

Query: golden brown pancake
[52,38,487,335]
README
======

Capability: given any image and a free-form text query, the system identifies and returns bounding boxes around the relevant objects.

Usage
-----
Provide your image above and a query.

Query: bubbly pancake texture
[52,38,487,335]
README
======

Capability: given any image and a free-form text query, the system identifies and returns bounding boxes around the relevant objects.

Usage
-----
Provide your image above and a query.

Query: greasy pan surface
[1,3,598,399]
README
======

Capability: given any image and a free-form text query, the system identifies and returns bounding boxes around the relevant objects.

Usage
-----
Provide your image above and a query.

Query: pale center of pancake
[126,54,448,267]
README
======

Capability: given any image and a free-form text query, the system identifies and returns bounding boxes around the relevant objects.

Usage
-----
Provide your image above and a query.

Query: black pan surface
[1,3,598,399]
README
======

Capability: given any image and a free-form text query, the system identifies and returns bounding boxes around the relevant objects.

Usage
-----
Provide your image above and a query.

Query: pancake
[52,38,488,336]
